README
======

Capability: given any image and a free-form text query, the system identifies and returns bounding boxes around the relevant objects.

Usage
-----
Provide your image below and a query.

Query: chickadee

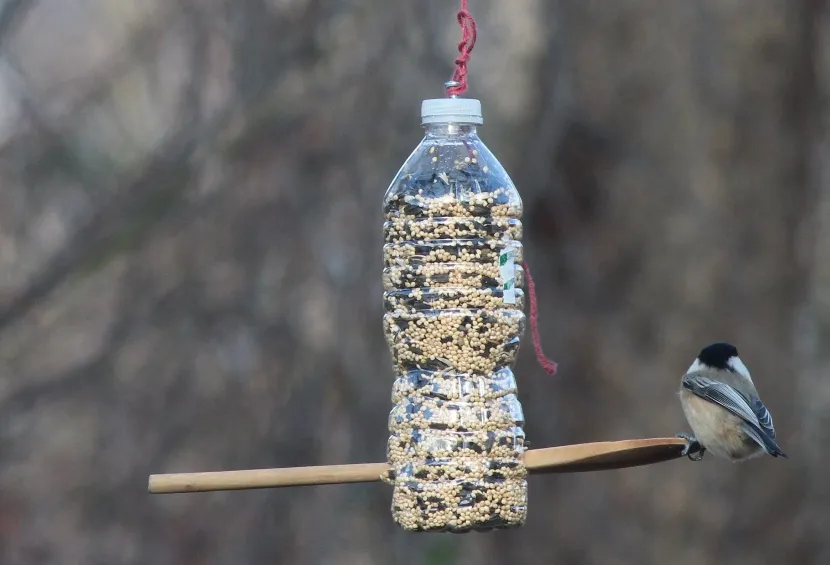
[676,342,787,462]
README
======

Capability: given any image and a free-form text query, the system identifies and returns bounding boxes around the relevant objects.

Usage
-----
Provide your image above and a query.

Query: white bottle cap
[421,98,483,125]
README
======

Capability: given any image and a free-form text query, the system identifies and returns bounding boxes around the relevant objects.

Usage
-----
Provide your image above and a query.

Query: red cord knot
[522,260,558,376]
[446,0,477,97]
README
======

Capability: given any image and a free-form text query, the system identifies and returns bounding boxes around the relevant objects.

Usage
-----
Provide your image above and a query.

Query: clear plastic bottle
[383,96,528,532]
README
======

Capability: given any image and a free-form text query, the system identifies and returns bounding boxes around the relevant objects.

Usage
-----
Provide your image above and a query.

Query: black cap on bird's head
[688,342,751,379]
[697,342,739,370]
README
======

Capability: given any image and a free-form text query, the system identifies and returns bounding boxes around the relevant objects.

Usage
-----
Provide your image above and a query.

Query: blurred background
[0,0,827,563]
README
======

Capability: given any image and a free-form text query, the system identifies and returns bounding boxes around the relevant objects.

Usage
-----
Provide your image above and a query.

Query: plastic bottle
[382,95,528,532]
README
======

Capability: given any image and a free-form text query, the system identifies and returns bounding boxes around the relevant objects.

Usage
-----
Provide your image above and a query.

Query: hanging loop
[445,0,477,97]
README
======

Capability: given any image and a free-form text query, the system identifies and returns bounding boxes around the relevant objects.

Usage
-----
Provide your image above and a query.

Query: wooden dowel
[149,462,389,494]
[523,437,687,473]
[148,437,689,494]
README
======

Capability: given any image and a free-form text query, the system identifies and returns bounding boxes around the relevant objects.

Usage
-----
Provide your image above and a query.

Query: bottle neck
[422,122,479,138]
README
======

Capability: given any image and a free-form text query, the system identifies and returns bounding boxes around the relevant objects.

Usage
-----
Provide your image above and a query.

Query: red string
[446,0,477,97]
[522,261,558,375]
[442,3,554,375]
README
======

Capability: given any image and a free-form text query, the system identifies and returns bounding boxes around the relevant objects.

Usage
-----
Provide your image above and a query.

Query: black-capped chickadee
[676,342,787,462]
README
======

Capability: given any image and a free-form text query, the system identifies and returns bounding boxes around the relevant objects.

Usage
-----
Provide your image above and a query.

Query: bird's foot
[675,432,706,461]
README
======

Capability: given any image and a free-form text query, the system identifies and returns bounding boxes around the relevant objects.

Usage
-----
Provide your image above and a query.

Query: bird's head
[687,342,751,380]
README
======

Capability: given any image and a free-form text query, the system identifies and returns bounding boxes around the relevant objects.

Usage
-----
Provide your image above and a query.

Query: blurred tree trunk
[795,2,830,562]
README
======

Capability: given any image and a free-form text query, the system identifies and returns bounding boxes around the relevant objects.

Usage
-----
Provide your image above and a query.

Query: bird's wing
[682,373,773,448]
[747,396,776,439]
[682,373,758,424]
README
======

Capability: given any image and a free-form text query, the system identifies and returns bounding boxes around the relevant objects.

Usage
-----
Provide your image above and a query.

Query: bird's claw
[675,432,706,461]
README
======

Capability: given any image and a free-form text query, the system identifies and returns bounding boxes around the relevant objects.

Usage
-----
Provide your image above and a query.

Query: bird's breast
[679,389,762,460]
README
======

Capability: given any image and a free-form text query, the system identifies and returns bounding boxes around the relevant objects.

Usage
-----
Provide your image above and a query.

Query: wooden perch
[148,437,689,494]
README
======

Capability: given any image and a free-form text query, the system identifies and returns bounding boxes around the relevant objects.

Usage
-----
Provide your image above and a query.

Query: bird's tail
[760,433,787,458]
[742,422,788,458]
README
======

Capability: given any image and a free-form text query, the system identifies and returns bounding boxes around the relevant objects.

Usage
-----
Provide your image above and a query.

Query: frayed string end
[522,260,558,376]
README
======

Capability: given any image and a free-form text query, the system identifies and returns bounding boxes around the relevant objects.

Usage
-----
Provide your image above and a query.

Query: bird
[676,342,787,462]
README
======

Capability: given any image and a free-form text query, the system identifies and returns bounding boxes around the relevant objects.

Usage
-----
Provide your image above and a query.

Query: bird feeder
[147,88,693,531]
[381,92,529,532]
[146,0,694,532]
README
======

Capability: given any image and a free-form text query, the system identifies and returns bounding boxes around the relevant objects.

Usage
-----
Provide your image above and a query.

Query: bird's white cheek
[728,356,752,381]
[686,359,703,374]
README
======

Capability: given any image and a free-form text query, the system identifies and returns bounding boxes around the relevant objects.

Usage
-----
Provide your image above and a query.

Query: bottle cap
[421,98,483,125]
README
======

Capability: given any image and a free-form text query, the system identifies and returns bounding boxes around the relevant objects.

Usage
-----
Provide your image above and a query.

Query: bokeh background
[0,0,828,563]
